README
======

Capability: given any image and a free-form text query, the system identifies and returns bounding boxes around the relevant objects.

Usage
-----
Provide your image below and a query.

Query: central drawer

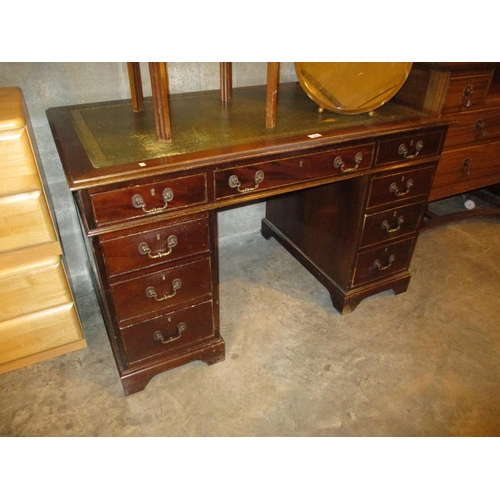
[111,257,212,322]
[214,143,374,200]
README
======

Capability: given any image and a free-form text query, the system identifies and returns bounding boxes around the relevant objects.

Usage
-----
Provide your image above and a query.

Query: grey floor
[1,195,500,437]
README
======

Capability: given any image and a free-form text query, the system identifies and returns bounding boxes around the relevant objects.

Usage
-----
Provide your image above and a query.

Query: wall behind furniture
[0,62,298,283]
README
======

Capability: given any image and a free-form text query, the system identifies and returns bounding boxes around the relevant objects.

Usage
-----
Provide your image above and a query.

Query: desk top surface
[47,82,441,190]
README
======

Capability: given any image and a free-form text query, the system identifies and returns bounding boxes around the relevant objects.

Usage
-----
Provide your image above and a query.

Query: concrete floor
[1,197,499,437]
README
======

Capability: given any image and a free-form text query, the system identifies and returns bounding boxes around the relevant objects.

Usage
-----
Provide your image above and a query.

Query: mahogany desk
[47,83,447,395]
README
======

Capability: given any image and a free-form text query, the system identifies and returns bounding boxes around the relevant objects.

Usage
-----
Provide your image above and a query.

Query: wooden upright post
[220,62,233,103]
[266,62,280,128]
[149,62,172,143]
[127,62,144,112]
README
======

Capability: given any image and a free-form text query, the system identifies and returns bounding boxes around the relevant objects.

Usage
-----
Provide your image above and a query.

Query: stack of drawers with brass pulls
[262,126,445,314]
[0,87,86,374]
[395,62,500,203]
[83,175,224,395]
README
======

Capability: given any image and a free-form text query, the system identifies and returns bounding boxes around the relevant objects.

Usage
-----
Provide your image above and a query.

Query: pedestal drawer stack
[0,87,86,374]
[262,126,445,314]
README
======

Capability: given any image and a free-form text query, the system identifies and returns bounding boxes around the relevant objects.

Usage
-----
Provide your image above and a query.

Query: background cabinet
[0,87,86,374]
[395,62,500,202]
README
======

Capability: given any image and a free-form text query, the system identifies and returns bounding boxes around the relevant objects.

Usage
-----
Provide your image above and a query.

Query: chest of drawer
[443,107,500,148]
[359,201,426,249]
[111,257,212,322]
[432,141,500,189]
[366,163,436,209]
[90,173,207,227]
[121,301,215,364]
[214,143,374,200]
[376,128,445,165]
[441,72,493,114]
[353,237,415,287]
[100,213,210,277]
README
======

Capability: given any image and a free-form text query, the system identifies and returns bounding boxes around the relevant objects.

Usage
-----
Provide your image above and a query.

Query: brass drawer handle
[228,170,264,193]
[463,84,474,107]
[132,187,174,214]
[334,152,363,173]
[390,178,414,197]
[381,215,405,233]
[138,235,178,259]
[398,140,423,159]
[463,157,472,176]
[154,322,187,344]
[145,278,182,302]
[474,119,487,138]
[373,254,395,271]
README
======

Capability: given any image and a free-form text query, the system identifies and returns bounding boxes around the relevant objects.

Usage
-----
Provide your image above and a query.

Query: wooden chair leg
[220,62,232,103]
[266,62,280,128]
[127,62,144,112]
[149,62,172,143]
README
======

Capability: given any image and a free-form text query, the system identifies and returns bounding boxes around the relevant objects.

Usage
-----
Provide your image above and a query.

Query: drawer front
[214,144,374,200]
[0,256,73,323]
[376,129,445,165]
[360,201,426,249]
[100,214,210,277]
[90,173,207,227]
[0,127,41,197]
[432,141,500,189]
[442,72,493,114]
[299,143,374,181]
[443,107,500,148]
[352,237,415,287]
[0,303,83,365]
[0,190,57,253]
[121,301,215,364]
[111,257,212,322]
[366,164,436,209]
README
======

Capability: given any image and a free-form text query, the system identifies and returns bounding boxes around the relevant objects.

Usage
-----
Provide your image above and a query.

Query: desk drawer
[90,173,207,226]
[432,141,500,189]
[100,213,210,277]
[360,201,426,249]
[443,107,500,148]
[366,164,436,209]
[121,301,215,364]
[111,257,212,322]
[352,237,415,287]
[441,71,493,114]
[214,144,374,200]
[376,129,445,165]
